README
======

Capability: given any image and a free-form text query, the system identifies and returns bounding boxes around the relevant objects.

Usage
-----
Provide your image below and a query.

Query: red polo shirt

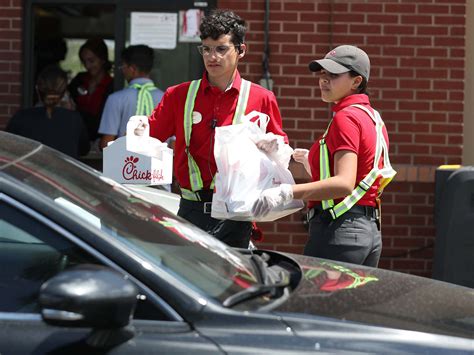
[149,71,287,191]
[307,94,389,208]
[73,72,113,119]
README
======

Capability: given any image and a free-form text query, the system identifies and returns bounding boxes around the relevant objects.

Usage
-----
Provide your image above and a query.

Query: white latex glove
[252,184,294,218]
[134,117,149,136]
[256,132,278,153]
[293,148,311,175]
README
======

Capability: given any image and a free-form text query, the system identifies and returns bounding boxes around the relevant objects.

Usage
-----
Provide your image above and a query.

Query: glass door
[28,3,116,106]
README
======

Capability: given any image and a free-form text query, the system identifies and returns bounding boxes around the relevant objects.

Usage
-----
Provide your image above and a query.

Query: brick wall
[0,0,466,277]
[0,0,22,129]
[219,0,466,277]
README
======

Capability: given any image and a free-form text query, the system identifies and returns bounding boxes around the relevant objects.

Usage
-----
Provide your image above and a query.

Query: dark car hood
[272,254,474,339]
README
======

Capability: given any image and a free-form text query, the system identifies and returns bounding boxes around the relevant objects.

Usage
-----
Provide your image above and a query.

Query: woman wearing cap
[252,45,395,267]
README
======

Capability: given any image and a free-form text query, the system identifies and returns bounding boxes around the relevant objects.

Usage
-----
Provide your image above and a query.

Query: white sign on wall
[130,12,177,49]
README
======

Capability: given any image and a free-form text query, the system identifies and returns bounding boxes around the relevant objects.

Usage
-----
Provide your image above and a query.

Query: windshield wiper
[223,279,290,308]
[250,254,268,284]
[223,251,293,308]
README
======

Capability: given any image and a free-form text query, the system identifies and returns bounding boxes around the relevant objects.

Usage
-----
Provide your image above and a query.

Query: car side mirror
[39,264,138,348]
[39,264,138,328]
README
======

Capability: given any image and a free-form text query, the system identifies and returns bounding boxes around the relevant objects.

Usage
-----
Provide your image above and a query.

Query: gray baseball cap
[309,45,370,82]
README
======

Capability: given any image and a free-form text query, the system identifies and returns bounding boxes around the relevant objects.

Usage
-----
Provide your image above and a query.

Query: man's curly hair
[199,9,246,46]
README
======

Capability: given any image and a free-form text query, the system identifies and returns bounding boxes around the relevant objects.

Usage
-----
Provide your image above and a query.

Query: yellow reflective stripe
[320,120,334,209]
[188,157,203,192]
[319,142,330,180]
[210,175,216,190]
[319,122,332,181]
[319,141,326,180]
[184,80,200,146]
[180,179,216,202]
[131,82,157,116]
[180,188,200,201]
[320,141,334,209]
[183,79,250,196]
[378,132,396,193]
[332,169,380,218]
[364,170,379,185]
[233,79,251,124]
[145,86,155,114]
[359,179,371,191]
[144,82,156,114]
[322,201,333,210]
[321,105,397,219]
[184,80,203,192]
[332,186,365,218]
[374,122,384,169]
[351,104,383,171]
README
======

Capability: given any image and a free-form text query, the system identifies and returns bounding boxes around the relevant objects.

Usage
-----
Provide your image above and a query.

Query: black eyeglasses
[197,45,238,57]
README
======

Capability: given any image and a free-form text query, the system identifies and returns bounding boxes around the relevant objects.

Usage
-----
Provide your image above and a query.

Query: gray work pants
[304,210,382,267]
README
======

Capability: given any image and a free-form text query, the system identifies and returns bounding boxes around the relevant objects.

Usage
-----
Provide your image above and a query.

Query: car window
[0,203,99,313]
[1,142,260,303]
[0,202,171,320]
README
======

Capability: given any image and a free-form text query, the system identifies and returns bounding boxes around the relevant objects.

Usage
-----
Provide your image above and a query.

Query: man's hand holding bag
[211,112,303,222]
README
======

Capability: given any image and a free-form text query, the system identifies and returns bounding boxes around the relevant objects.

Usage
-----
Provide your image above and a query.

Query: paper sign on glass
[179,9,203,43]
[131,12,177,49]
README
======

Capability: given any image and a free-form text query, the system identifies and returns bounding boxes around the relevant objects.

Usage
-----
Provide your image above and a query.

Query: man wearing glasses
[146,9,288,248]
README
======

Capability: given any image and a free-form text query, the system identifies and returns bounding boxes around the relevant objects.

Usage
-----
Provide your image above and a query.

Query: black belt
[181,189,214,202]
[180,196,213,214]
[307,204,378,222]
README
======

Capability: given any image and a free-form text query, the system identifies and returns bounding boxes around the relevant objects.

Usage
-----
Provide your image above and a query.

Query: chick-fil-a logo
[122,155,164,181]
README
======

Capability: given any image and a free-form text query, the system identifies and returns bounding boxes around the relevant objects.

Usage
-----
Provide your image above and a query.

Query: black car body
[1,131,473,354]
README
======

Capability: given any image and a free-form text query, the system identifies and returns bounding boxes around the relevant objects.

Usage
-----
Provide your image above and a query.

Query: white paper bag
[211,120,304,222]
[103,116,173,185]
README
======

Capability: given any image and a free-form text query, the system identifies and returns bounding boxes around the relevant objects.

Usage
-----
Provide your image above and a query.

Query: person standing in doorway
[98,44,164,149]
[144,9,288,248]
[6,65,90,159]
[69,38,113,143]
[252,45,395,267]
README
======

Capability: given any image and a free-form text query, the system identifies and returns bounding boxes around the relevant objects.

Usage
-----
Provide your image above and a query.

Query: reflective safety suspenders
[181,79,251,201]
[130,82,157,116]
[320,104,396,219]
[182,79,202,201]
[232,79,251,125]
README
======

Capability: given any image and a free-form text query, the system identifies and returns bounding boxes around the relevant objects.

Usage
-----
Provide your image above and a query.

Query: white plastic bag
[211,120,304,221]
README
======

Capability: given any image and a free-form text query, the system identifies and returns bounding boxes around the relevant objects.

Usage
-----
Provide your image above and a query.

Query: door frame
[22,0,214,108]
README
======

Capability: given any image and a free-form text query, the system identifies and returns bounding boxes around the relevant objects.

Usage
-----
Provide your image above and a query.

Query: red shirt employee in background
[69,38,113,142]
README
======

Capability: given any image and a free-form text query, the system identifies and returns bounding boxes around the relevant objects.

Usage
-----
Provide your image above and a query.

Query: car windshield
[0,134,260,303]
